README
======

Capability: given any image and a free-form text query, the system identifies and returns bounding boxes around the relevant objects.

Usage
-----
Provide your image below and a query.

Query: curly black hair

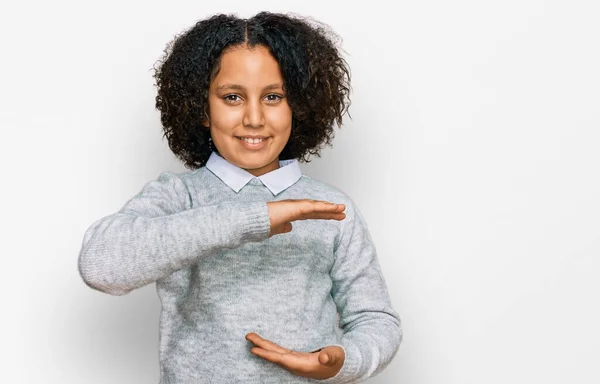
[152,11,351,169]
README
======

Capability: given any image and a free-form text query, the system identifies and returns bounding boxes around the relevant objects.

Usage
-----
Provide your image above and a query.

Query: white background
[2,0,599,383]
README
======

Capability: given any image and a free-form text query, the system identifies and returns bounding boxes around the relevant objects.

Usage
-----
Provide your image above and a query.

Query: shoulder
[133,170,193,207]
[155,166,215,189]
[140,169,204,207]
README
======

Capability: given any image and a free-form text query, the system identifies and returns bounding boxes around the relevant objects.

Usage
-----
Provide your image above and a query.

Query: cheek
[210,103,242,129]
[266,106,293,133]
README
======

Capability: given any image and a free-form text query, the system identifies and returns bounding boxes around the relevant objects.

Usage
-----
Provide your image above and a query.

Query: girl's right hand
[266,199,346,237]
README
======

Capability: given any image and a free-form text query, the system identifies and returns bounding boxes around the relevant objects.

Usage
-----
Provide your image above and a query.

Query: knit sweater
[78,153,402,383]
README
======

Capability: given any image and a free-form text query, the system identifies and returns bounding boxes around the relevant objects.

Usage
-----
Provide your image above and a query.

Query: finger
[318,351,330,365]
[251,348,312,374]
[318,350,337,366]
[297,212,346,221]
[250,347,284,365]
[312,200,338,206]
[311,201,346,211]
[313,212,346,219]
[299,201,345,216]
[245,333,291,354]
[312,203,346,216]
[269,222,293,237]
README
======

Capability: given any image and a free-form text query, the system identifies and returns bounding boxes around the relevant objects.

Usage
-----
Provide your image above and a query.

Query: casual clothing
[78,151,402,383]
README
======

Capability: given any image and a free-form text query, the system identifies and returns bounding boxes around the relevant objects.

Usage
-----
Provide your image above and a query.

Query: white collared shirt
[205,151,302,195]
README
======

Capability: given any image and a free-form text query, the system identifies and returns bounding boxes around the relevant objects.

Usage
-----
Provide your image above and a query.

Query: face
[203,44,292,177]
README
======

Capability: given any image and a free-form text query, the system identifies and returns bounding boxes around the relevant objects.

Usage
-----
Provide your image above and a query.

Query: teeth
[239,137,265,144]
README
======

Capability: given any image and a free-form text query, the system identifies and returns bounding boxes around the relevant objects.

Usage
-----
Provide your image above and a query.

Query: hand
[246,333,344,379]
[267,199,346,237]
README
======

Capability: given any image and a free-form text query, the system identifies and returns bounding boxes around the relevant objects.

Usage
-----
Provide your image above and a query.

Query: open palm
[246,332,344,380]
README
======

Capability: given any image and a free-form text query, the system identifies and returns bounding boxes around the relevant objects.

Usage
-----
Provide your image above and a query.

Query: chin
[240,161,271,170]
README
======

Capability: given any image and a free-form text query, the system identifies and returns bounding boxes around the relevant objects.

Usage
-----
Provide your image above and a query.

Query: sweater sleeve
[77,171,271,296]
[318,201,402,383]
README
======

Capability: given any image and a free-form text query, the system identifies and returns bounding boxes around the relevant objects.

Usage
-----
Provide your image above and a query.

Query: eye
[264,94,283,103]
[223,94,242,104]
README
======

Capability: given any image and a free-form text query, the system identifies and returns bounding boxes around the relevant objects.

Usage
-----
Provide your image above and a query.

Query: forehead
[212,45,283,88]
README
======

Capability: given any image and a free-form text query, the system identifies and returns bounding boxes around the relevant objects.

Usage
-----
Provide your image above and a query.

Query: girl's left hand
[245,332,344,379]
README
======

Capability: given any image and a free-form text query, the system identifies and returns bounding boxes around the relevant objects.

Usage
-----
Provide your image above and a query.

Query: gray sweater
[78,158,402,383]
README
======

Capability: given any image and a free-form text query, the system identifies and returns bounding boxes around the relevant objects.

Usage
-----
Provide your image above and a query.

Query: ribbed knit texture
[78,167,402,383]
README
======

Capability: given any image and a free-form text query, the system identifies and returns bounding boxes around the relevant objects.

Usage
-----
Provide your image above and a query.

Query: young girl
[78,11,402,383]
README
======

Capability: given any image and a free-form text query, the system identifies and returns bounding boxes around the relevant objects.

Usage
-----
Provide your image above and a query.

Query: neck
[245,158,280,177]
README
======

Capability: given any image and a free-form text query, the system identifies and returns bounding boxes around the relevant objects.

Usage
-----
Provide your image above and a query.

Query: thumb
[284,222,292,232]
[318,350,336,366]
[269,222,293,237]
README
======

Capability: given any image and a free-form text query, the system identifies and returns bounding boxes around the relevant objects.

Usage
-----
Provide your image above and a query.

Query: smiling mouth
[236,137,269,144]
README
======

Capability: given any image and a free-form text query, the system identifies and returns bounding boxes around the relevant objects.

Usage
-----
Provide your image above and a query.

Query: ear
[201,107,211,128]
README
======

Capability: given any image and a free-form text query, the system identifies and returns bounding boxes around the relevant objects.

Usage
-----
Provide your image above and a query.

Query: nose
[242,99,265,128]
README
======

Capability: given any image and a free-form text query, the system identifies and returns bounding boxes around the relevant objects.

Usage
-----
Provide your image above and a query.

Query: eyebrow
[216,83,283,92]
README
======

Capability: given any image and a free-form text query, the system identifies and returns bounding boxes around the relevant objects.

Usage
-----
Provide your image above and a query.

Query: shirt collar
[205,151,302,195]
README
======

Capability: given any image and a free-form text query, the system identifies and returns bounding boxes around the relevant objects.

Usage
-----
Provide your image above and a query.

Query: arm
[77,171,270,296]
[320,201,402,383]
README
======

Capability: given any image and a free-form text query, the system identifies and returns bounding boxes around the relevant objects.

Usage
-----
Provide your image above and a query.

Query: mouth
[235,136,270,144]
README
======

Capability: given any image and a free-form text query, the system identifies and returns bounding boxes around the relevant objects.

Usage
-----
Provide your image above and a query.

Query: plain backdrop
[2,0,599,383]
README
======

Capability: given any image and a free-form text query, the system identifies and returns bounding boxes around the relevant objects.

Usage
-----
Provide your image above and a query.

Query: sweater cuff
[317,341,361,384]
[235,201,271,242]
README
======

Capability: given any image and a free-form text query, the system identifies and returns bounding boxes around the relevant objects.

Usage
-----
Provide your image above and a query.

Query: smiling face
[202,44,293,177]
